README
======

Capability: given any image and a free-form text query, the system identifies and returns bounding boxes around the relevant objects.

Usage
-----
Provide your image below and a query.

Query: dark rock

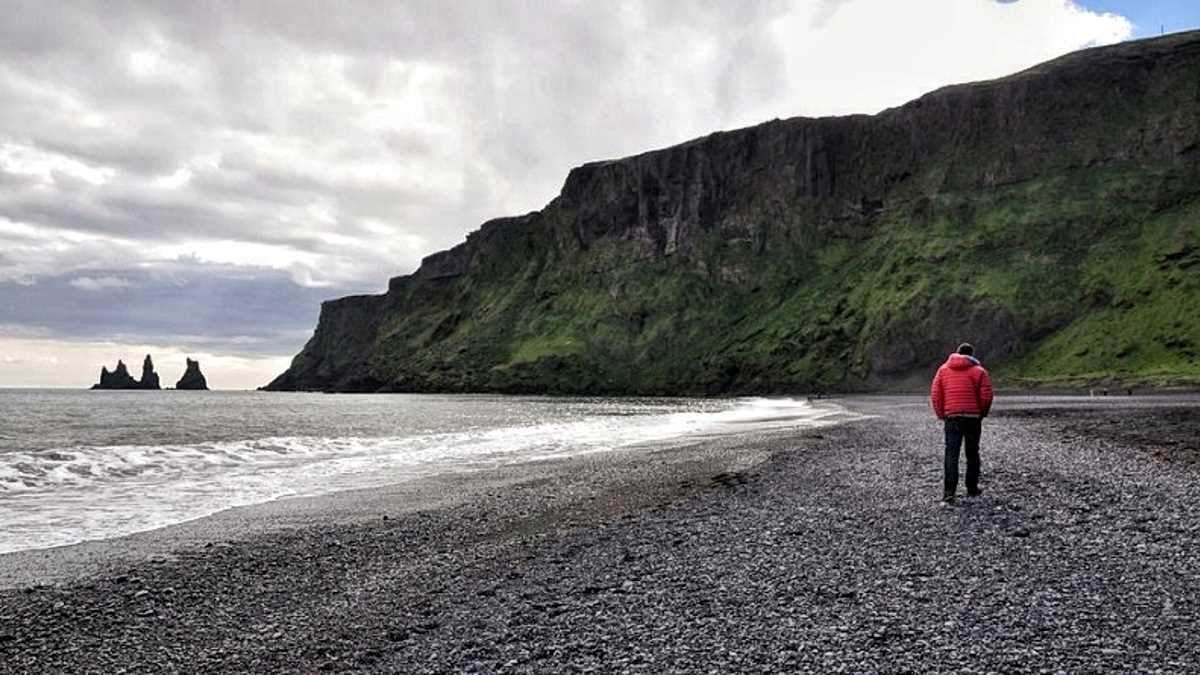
[91,360,138,389]
[91,354,162,390]
[138,354,160,390]
[175,358,209,390]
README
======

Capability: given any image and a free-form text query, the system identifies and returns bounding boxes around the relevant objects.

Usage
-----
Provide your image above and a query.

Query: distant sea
[0,390,853,554]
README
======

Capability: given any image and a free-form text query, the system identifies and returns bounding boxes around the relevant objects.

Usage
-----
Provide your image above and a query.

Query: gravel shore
[2,395,1198,674]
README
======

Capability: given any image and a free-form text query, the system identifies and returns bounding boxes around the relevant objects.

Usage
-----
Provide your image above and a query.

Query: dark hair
[957,342,975,356]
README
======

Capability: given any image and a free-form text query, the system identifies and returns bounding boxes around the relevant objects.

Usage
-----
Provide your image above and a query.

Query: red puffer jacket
[930,353,994,419]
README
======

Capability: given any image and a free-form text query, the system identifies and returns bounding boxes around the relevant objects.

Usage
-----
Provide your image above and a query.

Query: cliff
[266,31,1200,394]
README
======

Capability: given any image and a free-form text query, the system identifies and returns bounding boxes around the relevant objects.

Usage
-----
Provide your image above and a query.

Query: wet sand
[2,395,1198,673]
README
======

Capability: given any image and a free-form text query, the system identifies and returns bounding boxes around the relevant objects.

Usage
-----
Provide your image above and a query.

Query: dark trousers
[944,417,982,495]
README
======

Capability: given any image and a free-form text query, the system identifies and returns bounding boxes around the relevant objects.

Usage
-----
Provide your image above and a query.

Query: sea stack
[138,354,161,390]
[91,355,164,389]
[92,360,139,389]
[175,358,209,390]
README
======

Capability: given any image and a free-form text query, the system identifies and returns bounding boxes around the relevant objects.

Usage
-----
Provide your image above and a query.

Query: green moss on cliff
[357,165,1199,393]
[1003,194,1200,386]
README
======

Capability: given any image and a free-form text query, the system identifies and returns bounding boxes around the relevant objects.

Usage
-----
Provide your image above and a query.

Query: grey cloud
[811,0,854,28]
[32,135,187,177]
[4,190,236,243]
[48,170,94,193]
[0,2,106,59]
[0,168,39,189]
[203,155,439,212]
[4,175,389,257]
[716,26,789,125]
[0,260,369,356]
[380,130,437,159]
[2,1,799,275]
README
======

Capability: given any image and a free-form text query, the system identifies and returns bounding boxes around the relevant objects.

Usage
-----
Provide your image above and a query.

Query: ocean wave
[0,397,854,553]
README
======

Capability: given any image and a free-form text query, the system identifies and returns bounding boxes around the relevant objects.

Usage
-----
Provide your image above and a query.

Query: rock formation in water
[92,354,163,390]
[92,360,139,389]
[175,358,209,390]
[266,31,1200,394]
[139,354,160,390]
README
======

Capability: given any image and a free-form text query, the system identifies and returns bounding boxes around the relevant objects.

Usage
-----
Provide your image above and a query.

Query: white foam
[0,397,853,553]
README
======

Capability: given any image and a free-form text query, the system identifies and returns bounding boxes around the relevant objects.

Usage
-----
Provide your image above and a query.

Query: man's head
[957,342,975,356]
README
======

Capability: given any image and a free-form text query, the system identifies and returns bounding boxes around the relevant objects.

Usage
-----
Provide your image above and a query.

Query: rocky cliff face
[175,358,209,390]
[267,32,1200,394]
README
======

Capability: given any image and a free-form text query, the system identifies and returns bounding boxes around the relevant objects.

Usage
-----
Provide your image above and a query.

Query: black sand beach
[2,395,1199,674]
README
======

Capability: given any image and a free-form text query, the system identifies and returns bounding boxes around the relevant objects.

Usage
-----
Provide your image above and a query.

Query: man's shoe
[941,492,956,503]
[967,488,983,497]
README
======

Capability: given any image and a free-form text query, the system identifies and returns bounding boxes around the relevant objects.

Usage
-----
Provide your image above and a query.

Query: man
[930,342,994,503]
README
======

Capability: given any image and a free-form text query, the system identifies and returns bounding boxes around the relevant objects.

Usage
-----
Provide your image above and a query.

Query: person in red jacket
[930,342,994,503]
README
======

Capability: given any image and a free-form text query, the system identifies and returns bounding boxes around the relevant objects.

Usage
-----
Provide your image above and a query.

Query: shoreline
[0,421,787,590]
[3,395,1200,673]
[0,397,862,587]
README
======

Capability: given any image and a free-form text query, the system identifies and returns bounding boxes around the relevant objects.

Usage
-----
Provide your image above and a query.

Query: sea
[0,390,853,555]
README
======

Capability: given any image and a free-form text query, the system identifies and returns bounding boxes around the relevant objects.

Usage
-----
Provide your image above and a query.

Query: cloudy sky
[1,0,1196,389]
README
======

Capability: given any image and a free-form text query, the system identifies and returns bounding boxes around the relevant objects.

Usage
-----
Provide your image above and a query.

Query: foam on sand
[0,397,858,554]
